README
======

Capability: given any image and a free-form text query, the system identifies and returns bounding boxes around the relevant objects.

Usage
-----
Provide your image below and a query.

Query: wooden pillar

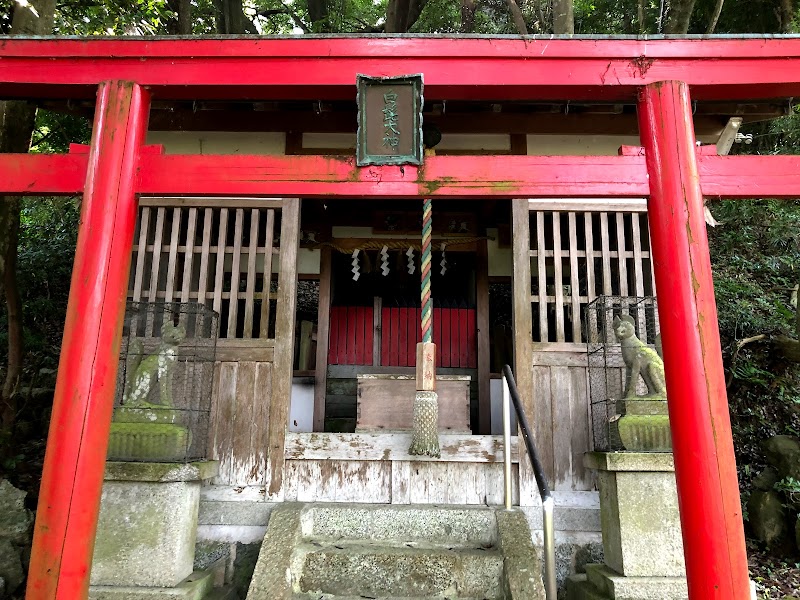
[476,239,491,434]
[638,81,749,599]
[26,81,150,600]
[266,198,301,496]
[511,198,537,506]
[313,246,332,432]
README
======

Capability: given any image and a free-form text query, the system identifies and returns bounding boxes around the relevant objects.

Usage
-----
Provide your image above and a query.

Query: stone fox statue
[123,321,186,407]
[613,315,666,399]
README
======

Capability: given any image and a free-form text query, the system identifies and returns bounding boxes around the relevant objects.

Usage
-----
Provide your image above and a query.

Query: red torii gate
[2,36,799,600]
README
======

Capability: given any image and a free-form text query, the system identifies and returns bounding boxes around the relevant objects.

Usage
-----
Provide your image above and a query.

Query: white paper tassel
[380,245,390,276]
[440,242,447,276]
[351,249,360,281]
[406,247,415,274]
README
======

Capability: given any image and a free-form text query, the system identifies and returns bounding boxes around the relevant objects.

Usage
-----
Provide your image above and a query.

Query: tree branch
[504,0,529,34]
[705,0,724,34]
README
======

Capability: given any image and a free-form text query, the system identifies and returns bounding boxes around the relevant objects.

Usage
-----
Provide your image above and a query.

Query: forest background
[0,0,799,597]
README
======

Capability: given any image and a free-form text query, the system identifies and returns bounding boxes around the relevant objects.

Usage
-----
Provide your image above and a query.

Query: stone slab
[89,568,214,600]
[105,461,219,483]
[584,452,674,473]
[296,542,503,598]
[615,400,668,416]
[247,504,303,600]
[585,563,687,600]
[496,509,546,599]
[199,500,274,526]
[566,574,609,600]
[303,504,497,546]
[91,479,200,587]
[596,468,685,578]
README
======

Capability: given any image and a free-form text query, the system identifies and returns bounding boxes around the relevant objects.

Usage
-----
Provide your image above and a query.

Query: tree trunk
[460,0,478,32]
[706,0,725,33]
[638,0,646,33]
[0,201,21,433]
[663,0,696,33]
[778,0,795,33]
[166,0,193,34]
[307,0,332,31]
[214,0,256,34]
[0,0,55,436]
[385,0,428,32]
[552,0,574,33]
[505,0,530,34]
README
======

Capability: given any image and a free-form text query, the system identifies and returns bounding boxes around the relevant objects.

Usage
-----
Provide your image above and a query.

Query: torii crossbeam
[2,35,799,600]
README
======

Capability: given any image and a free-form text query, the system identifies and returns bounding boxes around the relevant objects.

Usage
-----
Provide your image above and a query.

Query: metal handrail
[501,364,557,600]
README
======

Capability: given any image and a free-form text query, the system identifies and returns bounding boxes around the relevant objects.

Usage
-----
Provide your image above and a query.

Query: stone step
[295,541,504,599]
[301,504,498,547]
[292,595,495,600]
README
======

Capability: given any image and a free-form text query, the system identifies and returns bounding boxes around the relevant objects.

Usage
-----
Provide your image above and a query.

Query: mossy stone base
[108,421,191,462]
[91,477,201,587]
[89,567,215,599]
[612,413,672,452]
[584,452,685,579]
[615,399,668,416]
[114,405,182,424]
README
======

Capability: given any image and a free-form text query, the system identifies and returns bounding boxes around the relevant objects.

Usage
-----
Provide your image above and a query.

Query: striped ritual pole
[409,148,440,457]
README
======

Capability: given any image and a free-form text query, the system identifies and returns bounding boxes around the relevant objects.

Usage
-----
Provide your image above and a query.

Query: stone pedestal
[89,461,218,599]
[567,452,688,600]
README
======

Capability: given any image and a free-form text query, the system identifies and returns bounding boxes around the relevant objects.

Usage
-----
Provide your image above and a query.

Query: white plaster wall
[303,133,510,151]
[486,227,512,278]
[145,131,286,155]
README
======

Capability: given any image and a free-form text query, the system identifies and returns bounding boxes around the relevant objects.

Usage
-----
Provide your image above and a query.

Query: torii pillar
[638,81,750,599]
[26,81,150,600]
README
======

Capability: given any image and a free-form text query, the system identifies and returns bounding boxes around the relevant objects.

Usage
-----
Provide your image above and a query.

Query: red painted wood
[390,307,401,366]
[139,153,649,199]
[639,81,749,600]
[2,152,800,199]
[336,306,348,364]
[0,154,87,195]
[381,307,390,367]
[397,308,408,367]
[440,309,451,368]
[408,308,418,366]
[364,306,373,364]
[466,309,477,368]
[328,306,339,365]
[433,307,442,366]
[26,81,150,600]
[451,308,462,368]
[3,38,800,102]
[346,306,358,365]
[459,308,470,368]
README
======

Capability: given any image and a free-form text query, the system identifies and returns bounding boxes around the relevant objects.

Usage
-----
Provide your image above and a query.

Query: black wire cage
[585,296,661,451]
[109,302,219,462]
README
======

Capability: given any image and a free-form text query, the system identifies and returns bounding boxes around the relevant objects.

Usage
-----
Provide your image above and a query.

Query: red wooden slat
[441,308,451,368]
[389,307,401,366]
[450,308,461,368]
[466,308,477,369]
[347,306,358,365]
[459,307,469,368]
[337,306,349,365]
[352,306,363,365]
[364,306,374,366]
[381,306,391,367]
[408,308,419,367]
[328,306,339,365]
[398,308,408,367]
[433,307,442,367]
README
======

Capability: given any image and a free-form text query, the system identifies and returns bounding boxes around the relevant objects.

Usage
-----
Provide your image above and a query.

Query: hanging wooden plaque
[357,74,423,167]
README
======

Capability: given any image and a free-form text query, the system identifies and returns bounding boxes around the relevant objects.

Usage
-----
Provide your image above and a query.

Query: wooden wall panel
[282,458,517,505]
[211,360,273,486]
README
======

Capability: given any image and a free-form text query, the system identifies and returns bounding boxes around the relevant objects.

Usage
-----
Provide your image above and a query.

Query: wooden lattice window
[528,200,655,344]
[128,199,283,339]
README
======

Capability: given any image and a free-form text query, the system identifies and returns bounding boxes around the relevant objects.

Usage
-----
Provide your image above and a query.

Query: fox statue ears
[613,314,636,327]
